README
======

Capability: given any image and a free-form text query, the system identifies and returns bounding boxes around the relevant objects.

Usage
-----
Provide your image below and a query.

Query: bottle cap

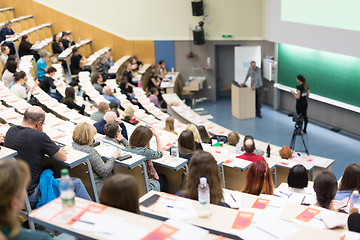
[61,169,69,176]
[200,177,207,184]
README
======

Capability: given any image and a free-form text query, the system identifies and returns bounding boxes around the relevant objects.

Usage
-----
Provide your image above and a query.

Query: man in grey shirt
[242,61,263,118]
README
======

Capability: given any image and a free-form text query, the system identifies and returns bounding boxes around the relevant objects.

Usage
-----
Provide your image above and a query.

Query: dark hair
[198,126,211,144]
[297,74,309,91]
[47,66,57,74]
[348,212,360,233]
[100,174,139,214]
[23,108,45,124]
[61,86,76,103]
[129,125,153,148]
[104,122,120,139]
[14,71,26,82]
[314,171,338,209]
[109,101,120,117]
[52,34,58,42]
[339,163,360,191]
[72,47,79,54]
[1,46,8,53]
[20,34,29,43]
[251,61,256,64]
[149,87,158,95]
[5,60,17,74]
[178,130,195,153]
[6,55,17,63]
[91,73,101,84]
[287,164,308,188]
[159,60,165,65]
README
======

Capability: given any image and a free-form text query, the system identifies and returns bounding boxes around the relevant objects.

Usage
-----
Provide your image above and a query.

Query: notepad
[72,212,125,234]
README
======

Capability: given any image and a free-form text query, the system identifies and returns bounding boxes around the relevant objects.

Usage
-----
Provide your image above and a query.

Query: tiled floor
[197,97,360,178]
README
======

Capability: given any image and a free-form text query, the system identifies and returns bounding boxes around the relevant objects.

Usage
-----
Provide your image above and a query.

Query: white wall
[34,0,265,41]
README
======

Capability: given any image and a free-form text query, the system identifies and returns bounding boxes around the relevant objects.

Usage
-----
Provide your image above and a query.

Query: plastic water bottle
[198,177,211,217]
[59,169,75,215]
[349,190,360,211]
[171,141,179,161]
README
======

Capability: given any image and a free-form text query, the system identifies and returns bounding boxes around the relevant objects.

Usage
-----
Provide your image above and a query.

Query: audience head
[348,213,360,234]
[104,122,121,139]
[296,74,306,84]
[159,60,165,68]
[186,124,201,143]
[126,62,132,71]
[63,86,76,101]
[1,46,9,55]
[5,60,17,74]
[129,125,153,148]
[228,131,240,146]
[6,55,17,64]
[91,72,103,84]
[53,33,61,42]
[178,130,195,155]
[130,57,137,65]
[62,32,71,40]
[109,101,119,117]
[13,71,27,84]
[242,161,274,196]
[22,106,45,131]
[123,107,134,121]
[313,171,338,209]
[5,20,12,29]
[279,145,292,159]
[150,67,157,76]
[251,61,256,70]
[184,151,223,204]
[103,86,113,96]
[46,66,57,76]
[99,56,106,64]
[103,111,117,123]
[198,125,211,144]
[72,47,80,55]
[243,138,256,154]
[164,116,176,133]
[40,51,50,60]
[20,34,29,43]
[98,102,110,114]
[287,164,308,189]
[0,159,30,238]
[105,51,111,59]
[149,87,159,96]
[72,122,97,146]
[339,163,360,191]
[100,174,139,214]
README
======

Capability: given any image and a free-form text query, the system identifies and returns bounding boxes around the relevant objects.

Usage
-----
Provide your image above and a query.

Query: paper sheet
[167,201,198,220]
[165,219,209,240]
[72,212,125,234]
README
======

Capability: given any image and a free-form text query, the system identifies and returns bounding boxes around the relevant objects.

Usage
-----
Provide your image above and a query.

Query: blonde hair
[0,159,30,237]
[186,124,201,143]
[164,116,177,134]
[72,122,97,145]
[123,107,134,120]
[228,131,240,146]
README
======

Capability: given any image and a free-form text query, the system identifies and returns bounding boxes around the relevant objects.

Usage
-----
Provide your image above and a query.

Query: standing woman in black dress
[291,75,310,133]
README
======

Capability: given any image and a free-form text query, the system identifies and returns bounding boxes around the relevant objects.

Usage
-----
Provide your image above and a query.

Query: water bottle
[171,141,179,161]
[266,143,271,158]
[349,190,360,211]
[198,177,211,217]
[59,169,75,215]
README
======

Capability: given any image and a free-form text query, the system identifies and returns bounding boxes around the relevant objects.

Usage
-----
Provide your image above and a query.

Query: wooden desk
[108,55,131,79]
[0,146,17,160]
[160,72,179,94]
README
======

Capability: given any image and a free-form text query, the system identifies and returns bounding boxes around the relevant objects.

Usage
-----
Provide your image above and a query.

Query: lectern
[231,84,255,119]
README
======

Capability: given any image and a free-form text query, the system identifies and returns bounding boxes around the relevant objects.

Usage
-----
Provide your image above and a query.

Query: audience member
[287,164,309,190]
[103,122,129,147]
[158,60,167,79]
[147,67,161,90]
[91,72,104,94]
[0,45,10,65]
[228,131,240,146]
[36,51,50,81]
[178,150,229,207]
[279,145,292,159]
[129,56,139,71]
[186,124,203,150]
[61,86,85,115]
[1,60,17,88]
[237,137,265,163]
[60,32,74,49]
[90,102,109,122]
[313,171,338,211]
[0,159,51,239]
[348,212,360,233]
[119,77,137,103]
[198,125,211,144]
[242,160,274,195]
[178,130,196,161]
[103,86,122,106]
[335,163,360,200]
[10,71,34,100]
[70,47,85,75]
[122,63,135,86]
[109,101,120,117]
[18,34,39,60]
[164,116,177,135]
[100,174,139,214]
[131,55,142,69]
[236,135,264,156]
[104,51,114,70]
[4,107,91,208]
[148,87,161,108]
[94,111,128,139]
[51,33,64,55]
[72,122,121,196]
[96,56,108,80]
[123,107,139,125]
[124,125,163,191]
[0,21,16,55]
[39,67,62,101]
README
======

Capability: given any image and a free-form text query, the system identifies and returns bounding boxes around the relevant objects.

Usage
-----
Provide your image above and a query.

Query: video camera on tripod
[288,113,304,132]
[288,113,309,155]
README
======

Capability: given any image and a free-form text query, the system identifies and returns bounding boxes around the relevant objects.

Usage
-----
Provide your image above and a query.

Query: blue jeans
[28,177,92,209]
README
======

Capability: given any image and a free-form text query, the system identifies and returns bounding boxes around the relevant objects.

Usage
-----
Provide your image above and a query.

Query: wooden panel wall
[1,0,155,64]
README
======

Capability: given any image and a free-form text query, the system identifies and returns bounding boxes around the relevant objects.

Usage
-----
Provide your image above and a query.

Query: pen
[279,191,291,198]
[72,219,95,225]
[230,193,237,203]
[167,205,187,210]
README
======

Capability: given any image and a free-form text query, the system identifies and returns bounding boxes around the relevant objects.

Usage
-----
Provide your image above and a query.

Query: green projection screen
[278,43,360,108]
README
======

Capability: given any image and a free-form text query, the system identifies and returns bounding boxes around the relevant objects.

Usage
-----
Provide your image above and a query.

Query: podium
[231,84,255,119]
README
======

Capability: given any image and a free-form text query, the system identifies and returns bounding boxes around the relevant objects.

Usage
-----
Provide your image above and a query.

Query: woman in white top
[1,60,17,88]
[10,71,34,100]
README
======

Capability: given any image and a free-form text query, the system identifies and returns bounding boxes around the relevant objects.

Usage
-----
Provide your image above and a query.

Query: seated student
[242,161,274,195]
[313,171,342,212]
[18,34,40,61]
[61,86,85,115]
[0,45,10,66]
[94,111,128,139]
[104,51,114,70]
[279,145,292,159]
[103,86,122,106]
[72,122,121,196]
[334,163,360,201]
[124,125,163,191]
[122,63,135,87]
[100,174,139,214]
[237,137,265,163]
[129,56,139,72]
[178,150,229,207]
[148,87,162,109]
[90,102,109,122]
[228,131,240,146]
[287,164,310,193]
[51,33,64,55]
[147,67,162,91]
[60,32,75,49]
[109,101,120,117]
[70,47,86,75]
[186,124,203,150]
[96,56,108,80]
[123,107,139,125]
[10,71,34,100]
[0,21,16,55]
[119,77,140,106]
[0,159,51,239]
[348,211,360,233]
[131,55,143,70]
[198,125,211,144]
[164,116,177,135]
[1,60,17,88]
[4,106,91,208]
[178,130,196,161]
[158,60,167,79]
[103,122,129,147]
[39,67,62,102]
[36,51,50,82]
[91,72,104,94]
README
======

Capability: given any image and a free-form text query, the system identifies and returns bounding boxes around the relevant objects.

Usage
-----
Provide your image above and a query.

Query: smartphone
[117,154,132,161]
[140,194,160,207]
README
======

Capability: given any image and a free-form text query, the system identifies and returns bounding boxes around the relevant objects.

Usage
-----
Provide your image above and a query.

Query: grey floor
[196,97,360,179]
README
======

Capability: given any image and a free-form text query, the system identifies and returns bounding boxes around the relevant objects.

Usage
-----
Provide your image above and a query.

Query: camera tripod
[289,123,309,155]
